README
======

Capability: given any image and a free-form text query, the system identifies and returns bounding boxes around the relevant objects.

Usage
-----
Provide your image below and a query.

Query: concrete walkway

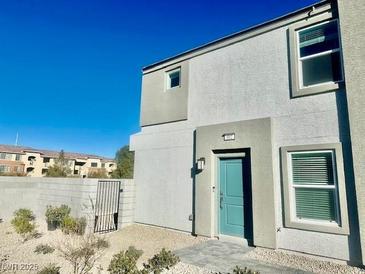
[174,240,312,274]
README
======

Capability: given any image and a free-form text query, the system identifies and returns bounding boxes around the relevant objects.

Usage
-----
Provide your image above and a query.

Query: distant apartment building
[0,144,116,177]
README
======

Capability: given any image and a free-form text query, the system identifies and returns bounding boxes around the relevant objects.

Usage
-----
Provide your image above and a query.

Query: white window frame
[281,143,349,235]
[289,13,344,97]
[296,19,343,90]
[287,150,340,227]
[165,67,181,90]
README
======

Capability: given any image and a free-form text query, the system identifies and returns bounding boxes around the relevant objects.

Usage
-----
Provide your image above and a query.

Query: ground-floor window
[281,143,349,234]
[289,150,338,222]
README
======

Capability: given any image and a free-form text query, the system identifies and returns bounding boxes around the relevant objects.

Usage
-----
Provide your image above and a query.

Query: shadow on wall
[336,91,363,265]
[191,130,197,235]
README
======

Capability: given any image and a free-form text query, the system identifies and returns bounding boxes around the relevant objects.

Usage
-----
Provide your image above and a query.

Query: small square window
[289,15,344,97]
[91,162,98,167]
[166,68,181,89]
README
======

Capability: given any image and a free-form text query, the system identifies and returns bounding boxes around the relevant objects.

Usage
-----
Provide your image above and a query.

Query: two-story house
[130,0,365,266]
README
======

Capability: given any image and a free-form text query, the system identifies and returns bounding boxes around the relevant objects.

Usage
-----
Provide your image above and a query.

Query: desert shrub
[11,208,36,239]
[14,208,34,221]
[37,264,60,274]
[45,204,71,228]
[108,246,143,274]
[108,247,179,274]
[233,266,260,274]
[61,216,87,235]
[58,234,109,274]
[34,244,55,254]
[143,248,179,274]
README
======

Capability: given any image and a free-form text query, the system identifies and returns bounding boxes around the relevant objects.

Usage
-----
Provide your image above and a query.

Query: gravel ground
[1,220,364,274]
[100,224,207,269]
[0,221,207,273]
[245,247,365,274]
[165,262,214,274]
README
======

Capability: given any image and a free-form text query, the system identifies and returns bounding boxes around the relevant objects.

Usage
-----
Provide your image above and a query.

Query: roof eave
[142,0,331,73]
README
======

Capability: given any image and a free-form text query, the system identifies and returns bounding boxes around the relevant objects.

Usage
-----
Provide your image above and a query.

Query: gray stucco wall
[0,177,135,230]
[195,118,276,248]
[140,61,189,126]
[130,121,194,232]
[337,0,365,264]
[131,6,357,262]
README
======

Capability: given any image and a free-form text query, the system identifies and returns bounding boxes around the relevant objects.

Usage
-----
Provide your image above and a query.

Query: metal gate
[94,180,121,233]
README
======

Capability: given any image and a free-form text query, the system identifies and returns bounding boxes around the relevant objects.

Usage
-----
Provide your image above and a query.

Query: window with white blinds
[289,150,339,223]
[297,20,343,88]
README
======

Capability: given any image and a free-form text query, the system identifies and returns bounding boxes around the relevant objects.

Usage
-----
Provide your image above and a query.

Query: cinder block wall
[0,177,134,230]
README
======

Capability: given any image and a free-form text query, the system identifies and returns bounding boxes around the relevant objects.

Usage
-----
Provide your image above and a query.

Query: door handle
[220,192,223,209]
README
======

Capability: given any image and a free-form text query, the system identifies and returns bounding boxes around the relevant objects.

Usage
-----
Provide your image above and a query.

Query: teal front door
[219,158,245,237]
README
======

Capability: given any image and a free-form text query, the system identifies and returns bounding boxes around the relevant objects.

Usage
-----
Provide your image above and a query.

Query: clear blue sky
[0,0,318,158]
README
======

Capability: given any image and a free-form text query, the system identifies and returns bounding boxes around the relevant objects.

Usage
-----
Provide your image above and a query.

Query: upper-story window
[289,15,343,97]
[0,153,12,160]
[15,154,21,161]
[91,162,98,167]
[101,163,105,168]
[166,68,181,90]
[298,20,342,87]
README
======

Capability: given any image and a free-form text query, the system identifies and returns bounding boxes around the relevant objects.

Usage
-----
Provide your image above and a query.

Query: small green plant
[34,244,55,254]
[61,216,87,235]
[37,264,60,274]
[143,248,180,274]
[11,208,36,240]
[108,246,143,274]
[14,208,35,221]
[233,266,260,274]
[108,247,179,274]
[45,204,71,230]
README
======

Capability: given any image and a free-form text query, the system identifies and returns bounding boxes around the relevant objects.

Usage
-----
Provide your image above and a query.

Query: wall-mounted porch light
[197,157,205,171]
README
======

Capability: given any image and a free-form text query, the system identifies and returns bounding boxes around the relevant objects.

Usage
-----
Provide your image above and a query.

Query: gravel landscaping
[0,221,207,273]
[246,248,365,274]
[1,220,365,274]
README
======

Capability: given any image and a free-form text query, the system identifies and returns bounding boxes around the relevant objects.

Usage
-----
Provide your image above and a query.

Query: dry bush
[57,233,109,274]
